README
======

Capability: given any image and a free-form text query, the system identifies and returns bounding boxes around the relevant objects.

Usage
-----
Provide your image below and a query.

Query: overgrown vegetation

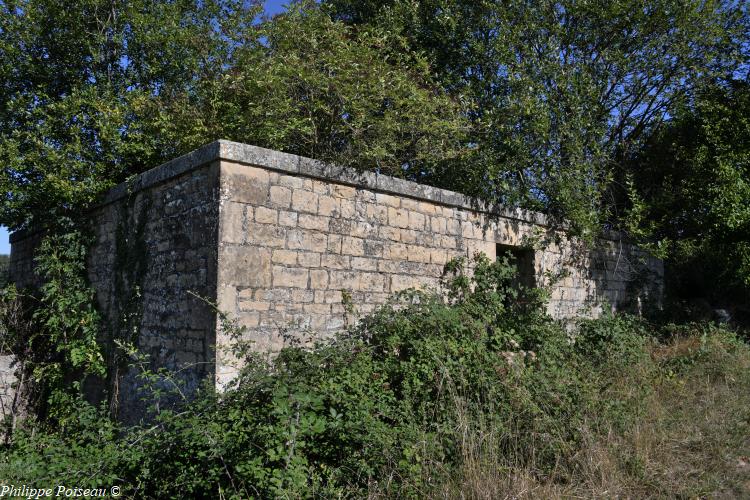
[1,1,749,496]
[0,255,7,288]
[1,256,748,498]
[626,79,750,308]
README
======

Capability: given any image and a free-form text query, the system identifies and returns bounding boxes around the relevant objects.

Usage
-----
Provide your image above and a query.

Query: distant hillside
[0,254,8,288]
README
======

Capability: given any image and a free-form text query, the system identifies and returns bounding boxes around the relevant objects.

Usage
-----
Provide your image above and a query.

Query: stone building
[7,140,663,420]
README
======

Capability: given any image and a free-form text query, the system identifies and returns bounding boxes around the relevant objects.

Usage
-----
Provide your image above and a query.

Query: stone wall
[10,149,222,422]
[213,144,663,385]
[9,140,663,413]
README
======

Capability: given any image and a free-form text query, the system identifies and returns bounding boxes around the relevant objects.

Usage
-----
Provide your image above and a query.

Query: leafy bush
[2,255,745,498]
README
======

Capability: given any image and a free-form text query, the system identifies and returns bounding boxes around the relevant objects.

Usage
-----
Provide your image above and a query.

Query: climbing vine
[107,193,151,417]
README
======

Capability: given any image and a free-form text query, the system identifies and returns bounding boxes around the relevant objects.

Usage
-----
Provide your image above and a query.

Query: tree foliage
[626,79,750,300]
[0,255,7,288]
[325,0,748,233]
[0,0,468,232]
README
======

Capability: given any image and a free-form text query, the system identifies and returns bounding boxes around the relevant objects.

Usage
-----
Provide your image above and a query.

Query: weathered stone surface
[8,140,663,420]
[221,245,272,287]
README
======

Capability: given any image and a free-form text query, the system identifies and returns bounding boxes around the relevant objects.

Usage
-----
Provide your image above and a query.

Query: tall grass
[426,326,750,499]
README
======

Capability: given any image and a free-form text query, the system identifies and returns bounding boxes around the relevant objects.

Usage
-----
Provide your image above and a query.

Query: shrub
[3,255,745,498]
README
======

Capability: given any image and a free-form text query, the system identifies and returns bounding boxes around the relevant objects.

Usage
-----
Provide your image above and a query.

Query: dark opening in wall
[496,244,536,289]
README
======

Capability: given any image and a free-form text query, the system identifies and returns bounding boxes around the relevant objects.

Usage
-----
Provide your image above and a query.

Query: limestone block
[223,163,269,205]
[255,206,278,224]
[342,236,365,256]
[378,226,401,242]
[430,216,447,234]
[430,248,448,265]
[298,251,321,267]
[286,229,327,251]
[327,234,342,254]
[312,179,331,195]
[255,288,292,302]
[278,175,305,189]
[239,313,260,328]
[351,257,378,271]
[351,221,378,240]
[466,240,496,259]
[400,229,418,244]
[407,245,431,264]
[400,198,420,211]
[439,235,457,249]
[310,270,329,289]
[292,289,315,303]
[239,300,271,311]
[389,207,410,228]
[278,211,298,227]
[298,214,330,232]
[291,189,318,214]
[321,254,350,269]
[446,219,461,236]
[461,222,476,239]
[377,260,400,273]
[366,204,388,224]
[390,274,418,292]
[332,184,356,199]
[221,201,245,244]
[363,239,384,258]
[418,202,437,214]
[317,195,339,217]
[375,193,400,207]
[272,266,309,288]
[246,221,286,248]
[329,270,361,290]
[324,290,344,303]
[408,211,425,230]
[269,186,292,208]
[304,303,331,315]
[340,199,356,218]
[272,249,297,265]
[387,242,409,261]
[329,218,353,234]
[220,246,271,288]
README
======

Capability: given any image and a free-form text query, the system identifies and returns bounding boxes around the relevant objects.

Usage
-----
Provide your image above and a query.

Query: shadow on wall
[569,237,664,317]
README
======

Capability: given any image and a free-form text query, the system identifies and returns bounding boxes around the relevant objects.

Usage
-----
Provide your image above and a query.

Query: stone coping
[12,140,624,243]
[104,140,550,224]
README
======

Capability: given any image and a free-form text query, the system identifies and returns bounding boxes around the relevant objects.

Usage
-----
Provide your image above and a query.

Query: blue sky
[0,1,290,256]
[0,227,7,255]
[265,0,289,16]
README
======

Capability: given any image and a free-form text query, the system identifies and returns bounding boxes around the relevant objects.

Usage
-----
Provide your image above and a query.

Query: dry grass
[426,332,750,499]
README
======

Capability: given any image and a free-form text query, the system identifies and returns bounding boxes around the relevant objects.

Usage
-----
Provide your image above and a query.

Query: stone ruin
[5,140,663,421]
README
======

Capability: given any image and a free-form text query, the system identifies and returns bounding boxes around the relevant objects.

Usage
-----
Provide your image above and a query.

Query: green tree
[626,79,750,302]
[0,255,8,288]
[144,3,469,183]
[0,0,468,233]
[324,0,748,234]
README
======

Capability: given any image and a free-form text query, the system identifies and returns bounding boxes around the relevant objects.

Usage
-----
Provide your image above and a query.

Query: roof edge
[11,140,626,244]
